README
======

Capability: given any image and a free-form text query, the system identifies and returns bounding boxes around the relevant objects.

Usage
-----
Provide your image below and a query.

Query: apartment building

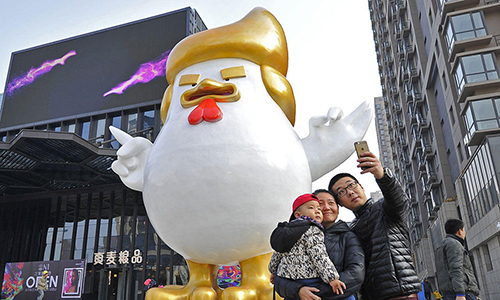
[374,96,396,171]
[369,0,500,299]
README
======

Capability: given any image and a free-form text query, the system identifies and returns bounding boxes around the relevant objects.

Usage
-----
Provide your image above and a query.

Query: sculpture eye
[179,74,201,86]
[221,66,246,81]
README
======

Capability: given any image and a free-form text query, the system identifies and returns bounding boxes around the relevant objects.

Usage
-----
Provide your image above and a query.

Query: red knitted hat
[290,194,320,221]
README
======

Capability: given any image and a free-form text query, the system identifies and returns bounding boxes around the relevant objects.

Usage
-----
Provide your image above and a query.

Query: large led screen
[0,8,191,129]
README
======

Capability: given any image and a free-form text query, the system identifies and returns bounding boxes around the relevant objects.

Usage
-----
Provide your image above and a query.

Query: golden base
[145,253,282,300]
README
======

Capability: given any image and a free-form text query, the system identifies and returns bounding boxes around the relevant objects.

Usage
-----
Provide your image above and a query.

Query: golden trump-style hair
[161,7,296,125]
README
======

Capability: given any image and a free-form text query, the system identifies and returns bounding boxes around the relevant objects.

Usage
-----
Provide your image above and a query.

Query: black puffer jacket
[351,175,421,300]
[273,220,365,299]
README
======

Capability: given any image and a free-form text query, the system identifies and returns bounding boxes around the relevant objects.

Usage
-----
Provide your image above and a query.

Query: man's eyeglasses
[336,181,359,198]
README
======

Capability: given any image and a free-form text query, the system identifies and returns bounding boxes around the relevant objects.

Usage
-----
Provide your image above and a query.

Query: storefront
[0,136,188,299]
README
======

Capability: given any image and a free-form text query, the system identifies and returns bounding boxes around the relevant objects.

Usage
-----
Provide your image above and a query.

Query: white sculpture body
[109,7,372,299]
[143,58,311,264]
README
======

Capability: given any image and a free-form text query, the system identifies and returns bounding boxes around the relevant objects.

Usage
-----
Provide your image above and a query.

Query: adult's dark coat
[350,175,421,300]
[273,220,365,299]
[435,234,479,296]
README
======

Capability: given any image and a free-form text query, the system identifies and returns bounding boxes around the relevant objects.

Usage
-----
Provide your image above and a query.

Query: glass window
[128,113,138,134]
[95,118,106,146]
[482,244,493,271]
[465,98,500,139]
[143,110,155,129]
[143,110,155,141]
[461,135,500,225]
[111,116,122,149]
[445,12,487,52]
[455,53,499,93]
[49,123,61,132]
[81,121,90,140]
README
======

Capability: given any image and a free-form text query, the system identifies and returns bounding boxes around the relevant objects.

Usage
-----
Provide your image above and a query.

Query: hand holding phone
[354,141,369,170]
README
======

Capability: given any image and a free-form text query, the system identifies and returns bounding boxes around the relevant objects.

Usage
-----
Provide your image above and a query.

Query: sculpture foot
[146,260,217,300]
[219,253,280,300]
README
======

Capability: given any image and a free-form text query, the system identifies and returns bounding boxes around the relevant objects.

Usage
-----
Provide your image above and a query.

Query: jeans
[37,289,45,300]
[442,293,478,300]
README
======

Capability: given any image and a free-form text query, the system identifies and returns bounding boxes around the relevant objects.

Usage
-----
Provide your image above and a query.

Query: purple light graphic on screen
[6,50,77,96]
[103,50,171,97]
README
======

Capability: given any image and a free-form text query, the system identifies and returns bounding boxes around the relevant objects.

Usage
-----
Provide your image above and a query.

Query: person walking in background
[328,151,421,300]
[433,289,443,300]
[435,219,480,300]
[423,278,433,300]
[37,270,49,300]
[144,278,156,293]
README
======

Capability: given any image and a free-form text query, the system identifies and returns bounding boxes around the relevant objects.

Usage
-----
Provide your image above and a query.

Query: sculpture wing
[301,101,373,181]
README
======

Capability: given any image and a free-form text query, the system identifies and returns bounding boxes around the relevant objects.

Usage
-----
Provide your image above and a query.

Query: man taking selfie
[328,150,421,300]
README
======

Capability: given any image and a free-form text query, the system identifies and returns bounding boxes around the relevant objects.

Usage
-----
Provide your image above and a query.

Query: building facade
[0,8,208,300]
[374,96,396,170]
[369,0,500,299]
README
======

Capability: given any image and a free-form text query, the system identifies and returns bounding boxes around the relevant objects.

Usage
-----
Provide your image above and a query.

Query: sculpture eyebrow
[179,74,201,86]
[220,66,246,80]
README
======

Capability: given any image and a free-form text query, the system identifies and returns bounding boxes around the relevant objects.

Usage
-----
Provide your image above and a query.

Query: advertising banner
[0,9,189,130]
[1,259,86,300]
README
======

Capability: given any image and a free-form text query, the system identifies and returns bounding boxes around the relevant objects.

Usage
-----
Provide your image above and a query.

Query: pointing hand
[109,126,153,191]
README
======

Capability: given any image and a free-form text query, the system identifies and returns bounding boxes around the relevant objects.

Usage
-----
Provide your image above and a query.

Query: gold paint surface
[145,254,282,300]
[179,74,201,86]
[220,253,281,300]
[166,7,288,84]
[160,7,296,126]
[145,260,217,300]
[221,66,246,80]
[181,79,240,108]
[261,65,295,125]
[161,84,173,124]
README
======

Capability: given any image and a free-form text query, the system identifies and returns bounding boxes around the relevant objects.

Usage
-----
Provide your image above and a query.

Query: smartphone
[354,141,370,170]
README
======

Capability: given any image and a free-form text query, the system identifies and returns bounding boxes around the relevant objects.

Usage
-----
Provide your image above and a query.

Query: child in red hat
[268,193,346,297]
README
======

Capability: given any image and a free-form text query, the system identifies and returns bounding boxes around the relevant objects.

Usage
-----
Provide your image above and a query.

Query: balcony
[421,176,431,195]
[396,0,407,13]
[462,97,500,146]
[393,101,402,112]
[417,156,426,171]
[422,141,432,154]
[409,109,417,124]
[428,173,439,186]
[448,35,493,63]
[390,2,398,19]
[412,90,422,102]
[409,66,419,80]
[390,86,399,96]
[381,26,388,36]
[401,21,411,36]
[397,41,404,58]
[400,134,408,148]
[428,210,437,221]
[416,113,426,126]
[441,0,480,16]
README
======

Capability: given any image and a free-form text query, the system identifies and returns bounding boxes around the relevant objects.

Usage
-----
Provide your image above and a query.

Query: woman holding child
[271,189,365,300]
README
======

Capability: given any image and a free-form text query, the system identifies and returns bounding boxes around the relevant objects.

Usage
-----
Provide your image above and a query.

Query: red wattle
[187,98,223,125]
[203,99,223,123]
[188,99,207,125]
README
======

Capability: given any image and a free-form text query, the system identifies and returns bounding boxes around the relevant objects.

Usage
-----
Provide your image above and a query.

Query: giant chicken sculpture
[110,7,372,300]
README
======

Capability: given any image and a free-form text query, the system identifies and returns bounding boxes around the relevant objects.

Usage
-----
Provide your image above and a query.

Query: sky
[0,0,382,221]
